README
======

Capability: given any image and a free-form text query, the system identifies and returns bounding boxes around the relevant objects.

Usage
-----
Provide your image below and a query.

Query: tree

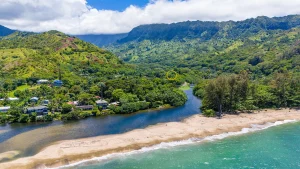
[112,89,125,101]
[98,82,106,98]
[62,104,73,114]
[237,71,249,102]
[228,75,238,111]
[119,93,138,104]
[18,114,30,123]
[78,93,93,105]
[272,72,290,108]
[7,106,23,123]
[89,85,99,95]
[203,76,228,118]
[69,85,82,95]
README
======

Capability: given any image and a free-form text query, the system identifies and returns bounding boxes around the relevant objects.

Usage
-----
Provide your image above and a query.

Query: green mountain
[0,30,128,81]
[0,25,15,37]
[0,30,188,123]
[107,15,300,80]
[116,15,300,43]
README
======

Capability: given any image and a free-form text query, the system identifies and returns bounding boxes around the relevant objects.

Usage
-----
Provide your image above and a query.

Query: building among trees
[25,106,48,115]
[96,100,108,109]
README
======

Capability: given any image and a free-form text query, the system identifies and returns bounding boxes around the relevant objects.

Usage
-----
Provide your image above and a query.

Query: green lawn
[8,85,38,97]
[179,82,190,91]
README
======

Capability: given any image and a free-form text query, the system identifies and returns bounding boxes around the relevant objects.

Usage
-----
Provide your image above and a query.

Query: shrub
[61,104,73,114]
[91,108,100,116]
[53,112,62,120]
[152,101,163,108]
[202,109,216,117]
[0,115,8,124]
[18,114,30,123]
[44,113,54,122]
[79,111,93,119]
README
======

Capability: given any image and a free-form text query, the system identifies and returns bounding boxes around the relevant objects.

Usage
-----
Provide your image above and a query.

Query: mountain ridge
[0,25,15,37]
[0,30,128,81]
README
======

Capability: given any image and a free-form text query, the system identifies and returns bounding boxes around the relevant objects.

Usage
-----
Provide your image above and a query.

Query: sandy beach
[0,109,299,169]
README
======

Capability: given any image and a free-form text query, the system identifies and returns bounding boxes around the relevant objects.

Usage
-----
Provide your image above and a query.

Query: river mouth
[0,89,201,163]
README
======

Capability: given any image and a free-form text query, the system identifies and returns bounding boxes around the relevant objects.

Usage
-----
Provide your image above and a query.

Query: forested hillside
[107,15,300,78]
[0,31,187,123]
[106,15,300,114]
[0,31,125,80]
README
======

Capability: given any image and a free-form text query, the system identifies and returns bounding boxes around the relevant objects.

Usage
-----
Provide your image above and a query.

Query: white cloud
[1,0,300,34]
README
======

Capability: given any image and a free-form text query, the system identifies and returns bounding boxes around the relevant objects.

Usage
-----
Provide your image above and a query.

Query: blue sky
[87,0,150,11]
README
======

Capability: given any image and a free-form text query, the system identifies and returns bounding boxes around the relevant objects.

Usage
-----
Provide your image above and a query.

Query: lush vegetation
[195,71,299,117]
[1,15,300,121]
[108,16,299,78]
[0,30,187,124]
[104,15,300,116]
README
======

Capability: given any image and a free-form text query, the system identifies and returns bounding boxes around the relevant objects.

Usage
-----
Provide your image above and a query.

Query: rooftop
[76,105,94,109]
[96,100,108,104]
[0,98,19,101]
[0,106,10,110]
[26,106,47,111]
[37,79,49,82]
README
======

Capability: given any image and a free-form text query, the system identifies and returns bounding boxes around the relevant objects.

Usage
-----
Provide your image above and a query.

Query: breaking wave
[52,119,297,169]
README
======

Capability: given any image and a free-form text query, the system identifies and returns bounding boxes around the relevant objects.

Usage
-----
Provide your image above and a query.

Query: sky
[1,0,300,35]
[87,0,149,11]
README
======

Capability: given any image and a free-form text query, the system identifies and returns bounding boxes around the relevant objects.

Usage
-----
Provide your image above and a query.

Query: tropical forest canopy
[0,29,187,123]
[103,15,300,115]
[0,14,299,122]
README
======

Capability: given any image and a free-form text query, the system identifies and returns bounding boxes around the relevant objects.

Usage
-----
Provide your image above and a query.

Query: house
[42,100,50,106]
[30,97,39,102]
[37,79,49,85]
[0,98,19,101]
[53,80,63,87]
[25,106,48,115]
[109,102,120,106]
[94,96,101,99]
[76,105,94,111]
[96,100,108,109]
[67,101,79,106]
[9,98,19,101]
[0,106,10,113]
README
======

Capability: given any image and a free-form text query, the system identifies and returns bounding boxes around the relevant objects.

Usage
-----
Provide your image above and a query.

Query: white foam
[52,119,298,169]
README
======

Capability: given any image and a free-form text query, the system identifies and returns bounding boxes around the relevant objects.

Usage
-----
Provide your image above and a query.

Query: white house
[30,97,39,102]
[0,98,19,101]
[0,106,10,113]
[37,79,49,84]
[96,100,108,109]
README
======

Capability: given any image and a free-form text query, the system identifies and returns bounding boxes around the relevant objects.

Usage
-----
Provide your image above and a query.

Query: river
[0,89,201,161]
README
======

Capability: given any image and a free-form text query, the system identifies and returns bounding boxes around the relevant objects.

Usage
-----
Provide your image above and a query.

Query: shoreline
[0,109,299,169]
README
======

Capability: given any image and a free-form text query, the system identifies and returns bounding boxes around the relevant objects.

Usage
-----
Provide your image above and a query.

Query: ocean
[63,121,300,169]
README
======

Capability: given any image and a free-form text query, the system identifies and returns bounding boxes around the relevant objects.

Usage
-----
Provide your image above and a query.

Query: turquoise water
[70,122,300,169]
